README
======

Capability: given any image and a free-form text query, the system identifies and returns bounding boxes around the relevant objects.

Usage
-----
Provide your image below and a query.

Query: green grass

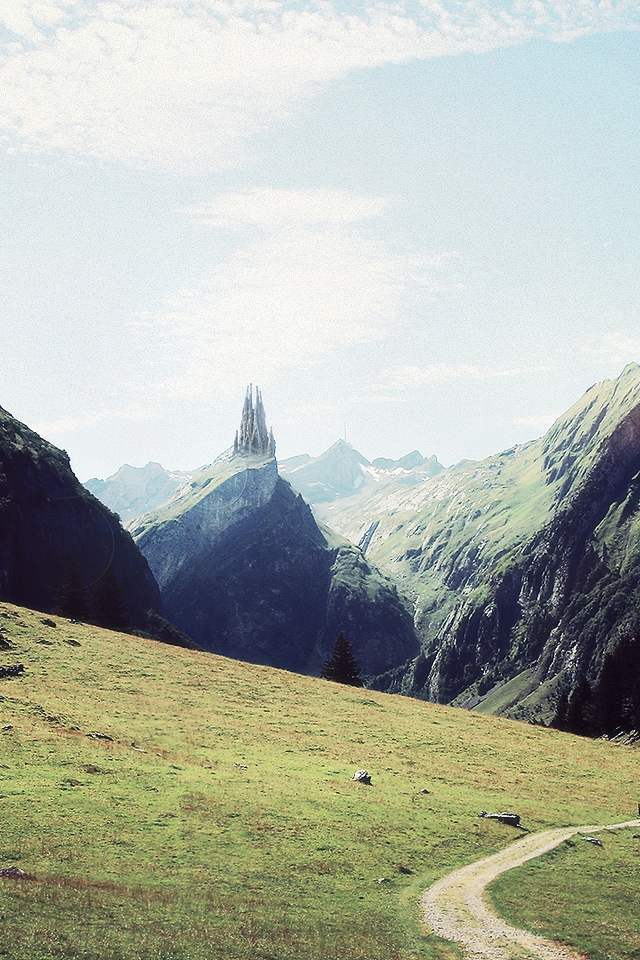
[0,601,639,959]
[488,829,640,960]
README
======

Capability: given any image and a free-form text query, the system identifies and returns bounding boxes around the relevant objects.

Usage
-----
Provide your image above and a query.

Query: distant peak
[233,384,276,459]
[323,439,370,465]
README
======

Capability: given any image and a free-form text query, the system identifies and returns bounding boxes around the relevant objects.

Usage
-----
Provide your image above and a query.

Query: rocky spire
[233,385,276,458]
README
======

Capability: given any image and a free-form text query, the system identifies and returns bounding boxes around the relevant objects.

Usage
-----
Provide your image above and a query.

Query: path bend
[420,818,640,960]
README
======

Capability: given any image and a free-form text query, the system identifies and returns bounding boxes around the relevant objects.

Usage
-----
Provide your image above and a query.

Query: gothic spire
[233,384,276,458]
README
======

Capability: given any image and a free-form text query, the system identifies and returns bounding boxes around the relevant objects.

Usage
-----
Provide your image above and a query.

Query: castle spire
[233,385,276,458]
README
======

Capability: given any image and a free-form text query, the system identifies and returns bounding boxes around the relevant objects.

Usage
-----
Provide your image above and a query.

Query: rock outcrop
[233,385,276,458]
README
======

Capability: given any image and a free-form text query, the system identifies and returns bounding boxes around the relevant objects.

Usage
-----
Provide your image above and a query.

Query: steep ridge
[325,365,640,717]
[0,405,160,624]
[132,450,420,677]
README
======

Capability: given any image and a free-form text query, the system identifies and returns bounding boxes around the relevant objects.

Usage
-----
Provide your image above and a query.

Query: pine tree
[92,567,129,632]
[321,633,364,687]
[57,560,90,621]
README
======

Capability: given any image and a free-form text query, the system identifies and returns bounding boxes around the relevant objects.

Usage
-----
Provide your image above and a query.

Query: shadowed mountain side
[133,455,419,677]
[0,405,161,625]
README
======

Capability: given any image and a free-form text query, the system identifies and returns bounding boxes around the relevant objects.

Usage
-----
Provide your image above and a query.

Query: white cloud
[380,361,556,388]
[33,404,154,436]
[0,0,637,169]
[580,331,640,363]
[185,188,391,227]
[134,189,455,396]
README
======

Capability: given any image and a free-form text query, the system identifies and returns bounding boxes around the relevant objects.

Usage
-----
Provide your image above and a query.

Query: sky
[1,1,640,481]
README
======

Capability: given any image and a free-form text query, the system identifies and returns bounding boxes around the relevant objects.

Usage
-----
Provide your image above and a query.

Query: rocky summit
[278,439,443,521]
[132,398,419,678]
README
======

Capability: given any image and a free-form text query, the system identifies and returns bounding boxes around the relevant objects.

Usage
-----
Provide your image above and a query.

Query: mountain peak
[323,438,370,466]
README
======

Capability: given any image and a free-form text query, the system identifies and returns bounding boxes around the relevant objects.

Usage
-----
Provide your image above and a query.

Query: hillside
[323,364,640,719]
[131,450,419,677]
[0,405,160,627]
[0,601,638,960]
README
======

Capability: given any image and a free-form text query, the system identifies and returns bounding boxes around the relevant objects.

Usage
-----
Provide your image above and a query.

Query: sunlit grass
[488,829,640,960]
[0,601,638,958]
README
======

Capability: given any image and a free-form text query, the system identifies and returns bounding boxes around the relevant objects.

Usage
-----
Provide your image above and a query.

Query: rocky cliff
[132,451,419,677]
[0,405,161,624]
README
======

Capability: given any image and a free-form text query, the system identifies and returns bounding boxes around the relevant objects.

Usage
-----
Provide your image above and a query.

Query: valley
[85,363,640,725]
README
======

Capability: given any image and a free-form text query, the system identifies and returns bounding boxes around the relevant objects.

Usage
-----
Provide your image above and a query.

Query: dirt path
[420,818,640,960]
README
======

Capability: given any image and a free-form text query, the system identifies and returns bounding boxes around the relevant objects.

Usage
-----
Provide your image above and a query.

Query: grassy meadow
[0,601,638,960]
[489,829,640,960]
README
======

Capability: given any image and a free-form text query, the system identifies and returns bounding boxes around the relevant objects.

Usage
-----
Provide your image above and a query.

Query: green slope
[332,364,640,635]
[0,602,639,959]
[324,365,640,713]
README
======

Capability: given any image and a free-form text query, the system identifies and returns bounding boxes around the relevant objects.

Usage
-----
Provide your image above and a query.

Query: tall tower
[233,385,276,457]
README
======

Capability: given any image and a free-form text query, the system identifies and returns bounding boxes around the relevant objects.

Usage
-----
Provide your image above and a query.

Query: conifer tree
[57,560,90,620]
[321,633,364,687]
[92,567,129,632]
[57,559,90,621]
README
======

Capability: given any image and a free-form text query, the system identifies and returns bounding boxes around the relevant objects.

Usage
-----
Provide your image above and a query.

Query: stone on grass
[352,769,371,785]
[0,866,30,879]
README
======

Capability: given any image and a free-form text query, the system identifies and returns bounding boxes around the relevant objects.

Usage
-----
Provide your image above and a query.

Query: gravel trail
[420,818,640,960]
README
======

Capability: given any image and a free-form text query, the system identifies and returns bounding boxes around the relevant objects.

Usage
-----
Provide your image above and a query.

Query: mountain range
[278,441,443,522]
[5,364,640,724]
[328,362,640,720]
[85,461,195,523]
[121,363,640,721]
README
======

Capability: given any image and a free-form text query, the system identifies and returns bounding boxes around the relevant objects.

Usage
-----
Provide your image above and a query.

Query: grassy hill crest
[0,601,638,959]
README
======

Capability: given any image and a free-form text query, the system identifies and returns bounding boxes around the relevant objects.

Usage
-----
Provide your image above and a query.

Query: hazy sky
[1,1,639,480]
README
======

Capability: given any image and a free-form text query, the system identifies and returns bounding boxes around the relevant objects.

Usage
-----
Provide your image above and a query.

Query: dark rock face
[0,406,160,625]
[135,459,419,678]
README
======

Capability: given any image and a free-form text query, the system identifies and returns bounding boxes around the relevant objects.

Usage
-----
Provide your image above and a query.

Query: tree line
[57,560,129,632]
